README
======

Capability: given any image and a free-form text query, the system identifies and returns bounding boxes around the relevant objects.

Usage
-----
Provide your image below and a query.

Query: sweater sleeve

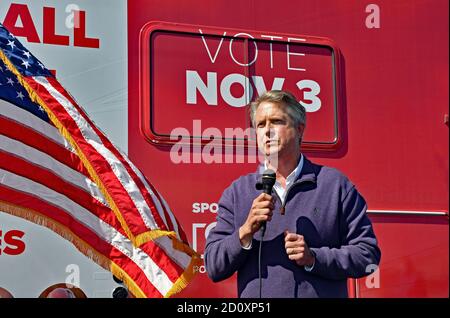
[309,186,381,280]
[204,185,252,282]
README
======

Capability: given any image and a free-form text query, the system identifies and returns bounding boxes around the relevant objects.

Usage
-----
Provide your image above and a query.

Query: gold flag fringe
[0,201,147,298]
[165,248,202,298]
[0,49,201,297]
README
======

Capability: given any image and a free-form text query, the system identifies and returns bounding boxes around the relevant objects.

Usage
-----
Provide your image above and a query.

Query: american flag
[0,23,200,298]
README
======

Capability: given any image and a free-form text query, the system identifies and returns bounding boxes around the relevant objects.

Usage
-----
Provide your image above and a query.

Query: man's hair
[249,90,306,128]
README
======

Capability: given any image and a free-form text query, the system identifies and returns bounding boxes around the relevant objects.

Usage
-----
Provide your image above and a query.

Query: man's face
[254,101,304,159]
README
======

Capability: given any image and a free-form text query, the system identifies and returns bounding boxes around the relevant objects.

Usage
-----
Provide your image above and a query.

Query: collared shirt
[256,154,315,271]
[266,154,304,204]
[242,155,304,250]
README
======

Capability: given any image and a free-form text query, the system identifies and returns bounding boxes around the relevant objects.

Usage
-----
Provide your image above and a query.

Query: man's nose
[264,123,271,136]
[264,124,275,137]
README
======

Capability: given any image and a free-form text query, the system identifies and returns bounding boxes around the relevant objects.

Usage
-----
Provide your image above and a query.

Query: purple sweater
[205,157,381,298]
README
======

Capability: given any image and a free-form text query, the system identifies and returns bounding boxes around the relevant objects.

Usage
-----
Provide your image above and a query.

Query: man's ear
[297,124,305,139]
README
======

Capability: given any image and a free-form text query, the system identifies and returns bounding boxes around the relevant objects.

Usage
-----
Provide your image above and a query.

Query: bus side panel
[128,0,449,297]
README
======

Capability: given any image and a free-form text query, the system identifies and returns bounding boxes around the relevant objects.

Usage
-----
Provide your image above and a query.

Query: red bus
[1,0,448,298]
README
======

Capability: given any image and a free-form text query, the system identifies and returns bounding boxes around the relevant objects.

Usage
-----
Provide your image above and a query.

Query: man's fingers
[285,241,303,249]
[286,246,305,254]
[288,253,304,261]
[256,193,273,201]
[254,208,273,216]
[284,233,298,241]
[261,193,272,201]
[252,215,271,226]
[257,215,271,222]
[284,233,304,242]
[254,200,274,210]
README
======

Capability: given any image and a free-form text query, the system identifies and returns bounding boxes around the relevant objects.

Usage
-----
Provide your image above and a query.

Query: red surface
[128,0,449,297]
[139,22,341,149]
[358,215,449,297]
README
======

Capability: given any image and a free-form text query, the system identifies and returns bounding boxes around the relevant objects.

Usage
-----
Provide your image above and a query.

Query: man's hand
[239,193,274,247]
[284,231,315,267]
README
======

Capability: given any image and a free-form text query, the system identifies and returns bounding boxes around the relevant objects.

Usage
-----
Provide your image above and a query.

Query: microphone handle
[260,187,272,235]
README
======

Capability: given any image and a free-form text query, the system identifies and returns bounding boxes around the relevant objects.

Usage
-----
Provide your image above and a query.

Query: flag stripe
[122,155,179,238]
[0,135,109,207]
[0,170,175,296]
[0,143,188,284]
[153,236,192,269]
[158,192,189,244]
[1,24,200,298]
[48,78,177,236]
[0,99,68,149]
[0,190,159,298]
[0,148,113,219]
[27,75,164,237]
[0,109,190,284]
[0,114,91,179]
[42,76,184,241]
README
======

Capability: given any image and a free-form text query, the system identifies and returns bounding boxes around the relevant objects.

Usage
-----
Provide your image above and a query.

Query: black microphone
[256,169,276,235]
[256,169,276,299]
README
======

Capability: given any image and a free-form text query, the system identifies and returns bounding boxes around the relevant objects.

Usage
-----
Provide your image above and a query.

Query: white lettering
[193,119,202,163]
[185,73,322,110]
[229,33,258,66]
[192,203,201,213]
[192,202,218,213]
[192,223,206,252]
[65,4,80,29]
[365,4,381,29]
[199,29,227,63]
[170,127,191,163]
[287,37,306,71]
[65,264,80,288]
[202,127,222,163]
[365,264,381,288]
[252,76,285,96]
[224,127,254,163]
[260,35,283,69]
[186,70,218,105]
[209,203,218,213]
[297,79,321,112]
[205,222,217,239]
[220,73,253,107]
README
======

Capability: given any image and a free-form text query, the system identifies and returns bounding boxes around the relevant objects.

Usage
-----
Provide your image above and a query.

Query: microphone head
[261,169,276,187]
[261,169,276,195]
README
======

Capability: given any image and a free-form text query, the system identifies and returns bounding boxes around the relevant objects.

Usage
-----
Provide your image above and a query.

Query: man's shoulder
[228,170,260,190]
[219,170,260,199]
[307,158,354,188]
[220,172,258,202]
[319,165,350,181]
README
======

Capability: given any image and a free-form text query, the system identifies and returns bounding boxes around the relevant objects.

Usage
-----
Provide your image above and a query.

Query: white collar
[264,154,304,182]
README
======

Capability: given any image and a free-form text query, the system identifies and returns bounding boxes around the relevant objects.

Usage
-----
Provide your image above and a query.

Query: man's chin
[264,149,280,159]
[257,145,280,160]
[267,144,280,152]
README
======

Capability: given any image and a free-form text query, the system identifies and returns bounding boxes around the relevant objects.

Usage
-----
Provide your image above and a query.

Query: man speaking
[204,90,381,298]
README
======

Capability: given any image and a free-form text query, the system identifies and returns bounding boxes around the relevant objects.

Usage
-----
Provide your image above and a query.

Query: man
[204,90,381,298]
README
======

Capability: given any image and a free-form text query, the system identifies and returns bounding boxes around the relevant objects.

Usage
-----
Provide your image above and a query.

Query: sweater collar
[295,156,317,184]
[256,155,317,184]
